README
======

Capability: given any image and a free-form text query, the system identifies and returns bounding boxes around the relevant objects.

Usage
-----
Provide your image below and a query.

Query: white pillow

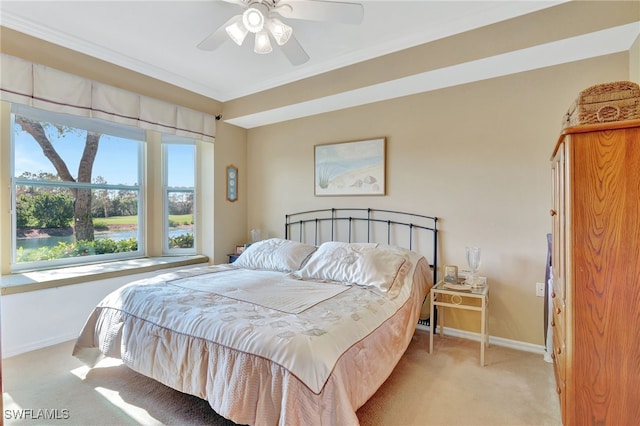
[295,241,409,297]
[233,238,316,272]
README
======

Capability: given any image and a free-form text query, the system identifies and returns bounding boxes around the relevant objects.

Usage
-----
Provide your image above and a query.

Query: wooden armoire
[550,119,640,426]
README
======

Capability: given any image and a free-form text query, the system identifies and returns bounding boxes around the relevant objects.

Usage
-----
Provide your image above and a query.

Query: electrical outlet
[536,282,545,297]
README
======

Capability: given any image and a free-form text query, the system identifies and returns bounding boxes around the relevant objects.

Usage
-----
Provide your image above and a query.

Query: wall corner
[630,33,640,83]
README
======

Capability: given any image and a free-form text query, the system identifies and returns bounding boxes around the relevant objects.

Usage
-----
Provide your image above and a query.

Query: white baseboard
[2,332,78,359]
[415,323,546,355]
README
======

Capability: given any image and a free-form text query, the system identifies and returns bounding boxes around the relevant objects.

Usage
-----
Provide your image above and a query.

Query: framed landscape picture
[314,137,386,196]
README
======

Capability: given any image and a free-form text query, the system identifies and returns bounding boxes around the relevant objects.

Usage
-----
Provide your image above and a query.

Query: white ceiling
[1,1,639,128]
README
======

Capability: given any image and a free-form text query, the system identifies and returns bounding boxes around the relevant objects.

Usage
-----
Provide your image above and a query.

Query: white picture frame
[443,265,458,283]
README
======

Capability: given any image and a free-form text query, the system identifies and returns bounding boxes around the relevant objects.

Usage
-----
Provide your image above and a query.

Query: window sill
[0,255,209,295]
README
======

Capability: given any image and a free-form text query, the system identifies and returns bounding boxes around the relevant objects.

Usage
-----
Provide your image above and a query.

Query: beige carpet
[2,330,561,425]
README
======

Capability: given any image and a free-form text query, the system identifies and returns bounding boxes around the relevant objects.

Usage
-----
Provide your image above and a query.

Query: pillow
[295,241,409,297]
[233,238,316,272]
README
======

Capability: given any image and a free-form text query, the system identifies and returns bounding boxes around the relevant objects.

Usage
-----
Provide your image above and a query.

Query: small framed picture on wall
[226,165,238,202]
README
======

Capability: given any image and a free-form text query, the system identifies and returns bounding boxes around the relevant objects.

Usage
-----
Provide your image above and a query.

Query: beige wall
[213,121,248,264]
[631,33,640,83]
[244,53,630,346]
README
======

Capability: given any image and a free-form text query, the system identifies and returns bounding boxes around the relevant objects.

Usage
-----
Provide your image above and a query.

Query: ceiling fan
[197,0,364,65]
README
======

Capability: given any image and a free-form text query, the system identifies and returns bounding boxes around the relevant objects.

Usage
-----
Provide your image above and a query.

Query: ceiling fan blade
[275,1,364,25]
[280,34,310,65]
[197,15,241,51]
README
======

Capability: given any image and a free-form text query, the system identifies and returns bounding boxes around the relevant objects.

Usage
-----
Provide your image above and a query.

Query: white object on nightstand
[429,278,489,366]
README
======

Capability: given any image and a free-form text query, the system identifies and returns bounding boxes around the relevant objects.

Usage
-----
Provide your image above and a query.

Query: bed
[73,208,438,426]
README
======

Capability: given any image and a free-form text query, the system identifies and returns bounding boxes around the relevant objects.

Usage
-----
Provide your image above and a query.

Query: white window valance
[0,53,216,142]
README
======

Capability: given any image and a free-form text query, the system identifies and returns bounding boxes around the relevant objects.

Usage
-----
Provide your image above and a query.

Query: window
[163,137,196,254]
[11,105,145,271]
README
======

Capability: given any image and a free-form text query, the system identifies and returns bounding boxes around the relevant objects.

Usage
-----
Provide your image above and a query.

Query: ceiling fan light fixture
[254,30,273,54]
[200,0,363,65]
[267,18,292,46]
[242,4,267,33]
[225,21,249,46]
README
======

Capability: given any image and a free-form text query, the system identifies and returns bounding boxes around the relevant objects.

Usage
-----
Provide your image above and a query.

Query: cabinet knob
[551,352,556,360]
[556,386,562,395]
[551,291,556,299]
[551,319,556,327]
[556,347,562,355]
[555,307,561,315]
[550,209,557,216]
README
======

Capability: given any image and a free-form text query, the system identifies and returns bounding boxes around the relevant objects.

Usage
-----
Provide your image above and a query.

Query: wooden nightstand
[429,279,489,366]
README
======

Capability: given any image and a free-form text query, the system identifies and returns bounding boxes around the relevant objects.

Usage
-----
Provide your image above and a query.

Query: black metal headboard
[285,208,438,284]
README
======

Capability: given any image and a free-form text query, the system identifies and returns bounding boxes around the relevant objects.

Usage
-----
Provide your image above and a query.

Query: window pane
[15,184,139,264]
[164,140,195,252]
[14,120,140,186]
[167,190,194,250]
[166,143,195,188]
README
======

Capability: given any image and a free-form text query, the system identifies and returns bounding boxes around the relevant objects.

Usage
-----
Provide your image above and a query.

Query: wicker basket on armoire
[550,81,640,426]
[561,80,640,129]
